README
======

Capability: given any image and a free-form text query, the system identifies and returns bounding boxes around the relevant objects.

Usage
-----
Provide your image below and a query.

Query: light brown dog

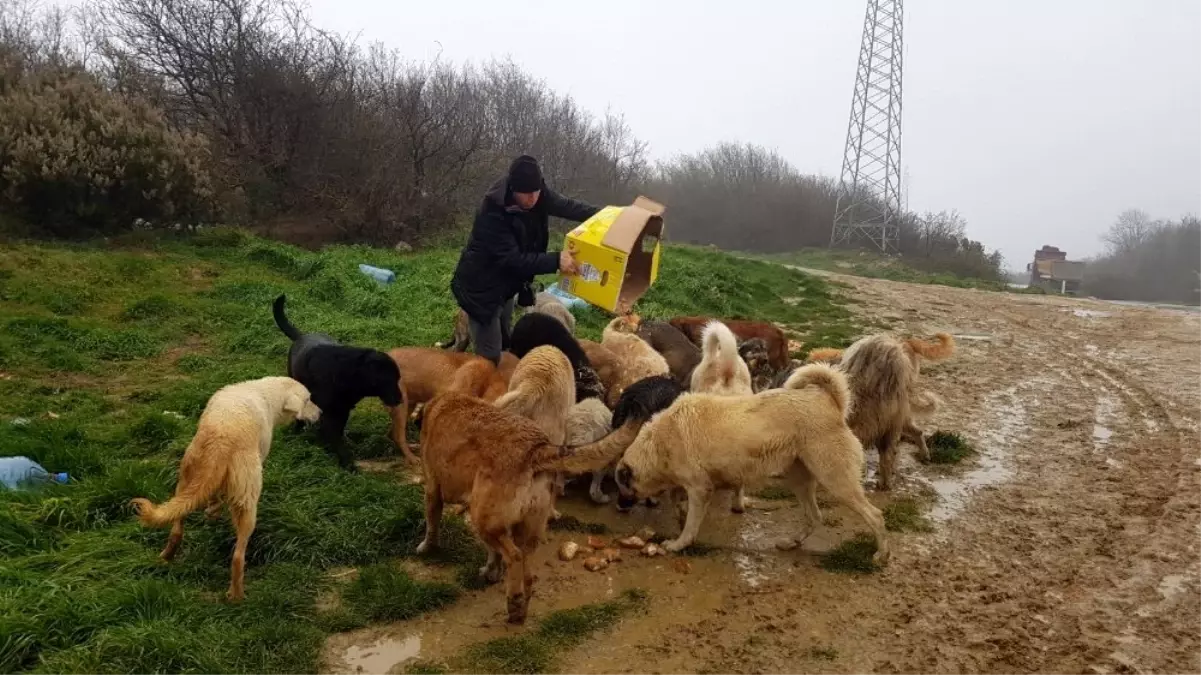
[579,339,623,405]
[387,348,518,463]
[669,316,791,371]
[601,315,670,408]
[130,376,321,601]
[415,392,649,624]
[614,364,889,564]
[808,333,955,490]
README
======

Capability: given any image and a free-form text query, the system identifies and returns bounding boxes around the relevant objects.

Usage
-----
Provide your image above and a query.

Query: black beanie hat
[508,155,543,193]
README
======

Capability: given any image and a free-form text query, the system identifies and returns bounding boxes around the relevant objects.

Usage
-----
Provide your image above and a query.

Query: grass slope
[0,229,854,673]
[755,247,1009,291]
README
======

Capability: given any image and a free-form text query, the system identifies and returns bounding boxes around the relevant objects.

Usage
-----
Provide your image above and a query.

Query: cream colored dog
[614,363,889,564]
[688,320,755,514]
[494,345,576,516]
[130,376,321,601]
[601,315,670,407]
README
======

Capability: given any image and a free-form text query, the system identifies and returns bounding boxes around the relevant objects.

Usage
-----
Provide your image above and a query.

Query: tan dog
[601,315,670,408]
[819,332,955,490]
[130,376,321,601]
[387,348,517,464]
[687,320,755,513]
[567,396,616,503]
[494,345,575,514]
[415,393,650,624]
[614,363,889,564]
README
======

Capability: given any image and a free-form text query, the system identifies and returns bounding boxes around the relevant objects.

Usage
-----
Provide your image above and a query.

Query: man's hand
[558,249,579,276]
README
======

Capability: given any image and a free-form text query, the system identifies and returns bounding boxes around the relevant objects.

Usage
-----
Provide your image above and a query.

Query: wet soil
[323,272,1201,674]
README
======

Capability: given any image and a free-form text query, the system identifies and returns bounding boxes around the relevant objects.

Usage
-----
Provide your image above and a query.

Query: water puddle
[1070,309,1112,318]
[928,384,1030,524]
[340,634,421,674]
[953,333,993,342]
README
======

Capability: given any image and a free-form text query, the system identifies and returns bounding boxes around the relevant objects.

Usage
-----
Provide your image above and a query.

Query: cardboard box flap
[601,196,666,252]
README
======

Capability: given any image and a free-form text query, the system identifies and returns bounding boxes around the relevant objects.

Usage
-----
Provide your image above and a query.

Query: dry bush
[0,61,213,237]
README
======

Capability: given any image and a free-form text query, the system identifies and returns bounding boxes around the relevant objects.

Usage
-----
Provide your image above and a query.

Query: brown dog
[669,316,791,371]
[579,339,623,405]
[130,377,321,601]
[387,348,518,463]
[415,393,651,624]
[636,320,701,387]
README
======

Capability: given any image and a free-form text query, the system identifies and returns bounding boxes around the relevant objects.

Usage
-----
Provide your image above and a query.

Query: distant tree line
[0,0,1002,281]
[1084,209,1200,305]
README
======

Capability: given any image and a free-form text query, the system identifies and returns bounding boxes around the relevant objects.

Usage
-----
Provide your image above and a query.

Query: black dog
[509,312,605,403]
[612,375,685,511]
[272,295,402,471]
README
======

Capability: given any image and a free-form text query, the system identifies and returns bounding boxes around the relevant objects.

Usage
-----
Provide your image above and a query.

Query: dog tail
[805,347,844,363]
[782,362,851,417]
[130,461,225,528]
[272,295,303,341]
[700,321,741,385]
[904,332,955,362]
[536,419,643,475]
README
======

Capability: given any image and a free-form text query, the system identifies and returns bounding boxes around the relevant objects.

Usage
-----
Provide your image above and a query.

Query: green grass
[0,229,852,673]
[819,534,881,574]
[754,247,1008,292]
[882,498,934,533]
[445,589,647,674]
[923,431,975,465]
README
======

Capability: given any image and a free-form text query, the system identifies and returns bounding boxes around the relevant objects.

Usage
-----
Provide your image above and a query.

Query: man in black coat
[451,155,600,365]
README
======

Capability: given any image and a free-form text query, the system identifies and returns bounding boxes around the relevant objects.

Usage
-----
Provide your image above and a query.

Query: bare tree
[1104,208,1159,254]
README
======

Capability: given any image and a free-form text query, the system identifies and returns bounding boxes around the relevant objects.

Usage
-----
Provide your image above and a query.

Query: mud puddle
[338,634,422,674]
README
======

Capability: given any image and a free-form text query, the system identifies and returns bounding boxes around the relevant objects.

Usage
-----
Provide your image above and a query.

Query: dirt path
[323,274,1201,675]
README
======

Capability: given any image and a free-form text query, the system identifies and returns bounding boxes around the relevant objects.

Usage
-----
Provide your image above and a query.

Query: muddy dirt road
[324,273,1201,674]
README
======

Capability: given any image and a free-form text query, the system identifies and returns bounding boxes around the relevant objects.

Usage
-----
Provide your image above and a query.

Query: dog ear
[283,391,306,416]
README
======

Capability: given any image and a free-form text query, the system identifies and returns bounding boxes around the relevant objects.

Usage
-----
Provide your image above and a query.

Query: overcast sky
[77,0,1164,267]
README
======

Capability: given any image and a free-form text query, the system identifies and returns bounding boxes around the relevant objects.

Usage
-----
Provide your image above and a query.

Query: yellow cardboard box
[558,196,665,314]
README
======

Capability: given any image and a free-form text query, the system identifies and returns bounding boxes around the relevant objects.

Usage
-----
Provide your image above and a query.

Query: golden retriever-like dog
[130,376,321,601]
[601,315,670,407]
[387,348,518,464]
[614,363,889,564]
[808,332,955,490]
[688,320,754,513]
[415,392,653,624]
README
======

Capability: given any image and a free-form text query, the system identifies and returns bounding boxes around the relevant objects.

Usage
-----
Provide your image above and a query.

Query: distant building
[1027,245,1085,294]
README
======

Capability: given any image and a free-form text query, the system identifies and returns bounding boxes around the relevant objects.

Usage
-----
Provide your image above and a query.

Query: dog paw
[589,491,612,505]
[506,594,528,624]
[873,546,891,566]
[480,565,503,585]
[549,509,562,520]
[662,538,689,553]
[415,540,435,555]
[730,501,746,514]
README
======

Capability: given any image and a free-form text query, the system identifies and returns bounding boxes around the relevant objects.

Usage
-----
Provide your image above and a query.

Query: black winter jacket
[451,177,599,323]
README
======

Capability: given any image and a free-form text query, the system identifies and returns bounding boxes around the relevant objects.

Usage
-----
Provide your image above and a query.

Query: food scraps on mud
[617,535,646,549]
[601,547,623,563]
[586,535,609,549]
[558,541,581,561]
[583,556,609,572]
[641,542,667,557]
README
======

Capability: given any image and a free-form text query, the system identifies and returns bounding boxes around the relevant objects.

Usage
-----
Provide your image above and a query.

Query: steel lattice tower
[830,0,904,253]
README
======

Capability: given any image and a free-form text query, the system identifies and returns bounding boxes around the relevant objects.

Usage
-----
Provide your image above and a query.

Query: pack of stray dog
[129,288,955,624]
